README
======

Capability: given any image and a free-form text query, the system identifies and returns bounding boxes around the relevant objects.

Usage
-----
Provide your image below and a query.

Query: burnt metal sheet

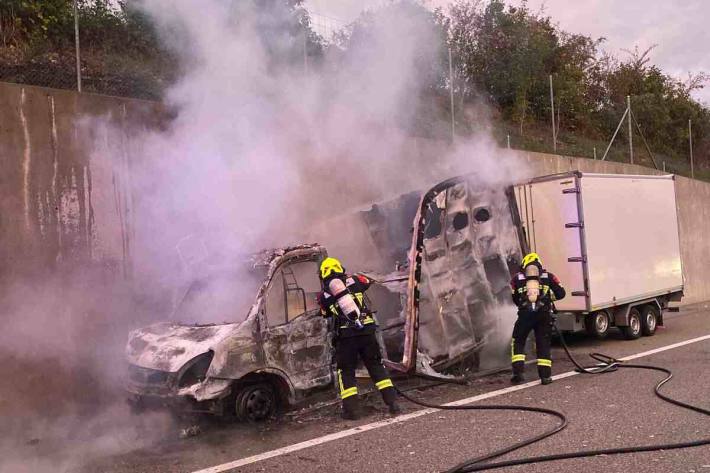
[126,322,235,372]
[390,175,522,377]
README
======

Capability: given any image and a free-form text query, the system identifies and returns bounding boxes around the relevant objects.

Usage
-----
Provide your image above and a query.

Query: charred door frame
[383,176,469,373]
[256,246,331,387]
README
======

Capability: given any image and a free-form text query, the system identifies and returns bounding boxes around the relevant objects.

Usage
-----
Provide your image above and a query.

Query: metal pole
[73,0,81,92]
[663,161,666,172]
[550,75,556,152]
[303,31,308,74]
[601,106,629,161]
[449,48,455,142]
[507,134,511,149]
[593,147,597,160]
[626,95,634,164]
[689,119,694,179]
[630,109,660,170]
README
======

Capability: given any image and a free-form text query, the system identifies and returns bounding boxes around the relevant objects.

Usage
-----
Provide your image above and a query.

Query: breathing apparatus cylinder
[524,264,541,311]
[327,277,363,329]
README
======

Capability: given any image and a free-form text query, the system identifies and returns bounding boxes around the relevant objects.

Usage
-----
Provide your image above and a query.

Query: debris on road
[179,425,201,439]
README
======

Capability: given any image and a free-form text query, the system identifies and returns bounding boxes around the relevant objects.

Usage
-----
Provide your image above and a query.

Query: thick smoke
[1,1,527,471]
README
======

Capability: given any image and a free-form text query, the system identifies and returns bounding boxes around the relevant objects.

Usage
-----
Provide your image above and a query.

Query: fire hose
[395,328,710,472]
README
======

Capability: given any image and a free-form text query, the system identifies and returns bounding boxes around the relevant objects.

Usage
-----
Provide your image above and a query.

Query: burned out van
[125,174,525,420]
[125,245,337,421]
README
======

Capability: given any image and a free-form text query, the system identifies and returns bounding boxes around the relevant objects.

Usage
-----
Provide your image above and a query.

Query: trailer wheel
[621,307,642,340]
[640,305,659,336]
[234,383,277,422]
[585,311,610,339]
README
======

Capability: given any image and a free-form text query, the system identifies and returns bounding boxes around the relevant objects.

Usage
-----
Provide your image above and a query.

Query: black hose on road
[395,388,568,470]
[396,330,710,472]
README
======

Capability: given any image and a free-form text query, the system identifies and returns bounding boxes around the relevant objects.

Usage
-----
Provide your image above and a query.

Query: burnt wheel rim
[244,389,274,421]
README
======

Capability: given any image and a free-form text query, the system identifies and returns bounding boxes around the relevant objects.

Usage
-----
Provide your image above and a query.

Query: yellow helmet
[522,252,542,268]
[320,257,344,279]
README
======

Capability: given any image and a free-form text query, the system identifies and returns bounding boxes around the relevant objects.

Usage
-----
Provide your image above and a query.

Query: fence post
[627,96,633,164]
[550,75,556,152]
[303,31,308,74]
[449,47,455,143]
[73,0,82,92]
[689,119,694,179]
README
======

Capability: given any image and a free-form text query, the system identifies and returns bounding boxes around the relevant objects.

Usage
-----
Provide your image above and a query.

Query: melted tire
[235,383,277,422]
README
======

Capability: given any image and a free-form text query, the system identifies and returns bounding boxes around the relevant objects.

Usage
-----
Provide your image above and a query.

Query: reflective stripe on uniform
[375,379,394,390]
[537,358,552,367]
[338,370,358,399]
[512,354,526,363]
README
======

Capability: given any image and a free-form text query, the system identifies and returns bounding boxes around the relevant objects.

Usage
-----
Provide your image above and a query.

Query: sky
[304,0,710,103]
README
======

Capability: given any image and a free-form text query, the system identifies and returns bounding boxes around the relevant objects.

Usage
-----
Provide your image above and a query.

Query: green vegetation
[0,0,707,177]
[440,0,709,176]
[0,1,173,97]
[0,0,321,98]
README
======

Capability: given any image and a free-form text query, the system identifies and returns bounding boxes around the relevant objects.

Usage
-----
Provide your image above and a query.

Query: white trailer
[511,172,684,339]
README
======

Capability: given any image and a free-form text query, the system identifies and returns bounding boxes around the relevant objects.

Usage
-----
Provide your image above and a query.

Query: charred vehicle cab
[125,245,335,421]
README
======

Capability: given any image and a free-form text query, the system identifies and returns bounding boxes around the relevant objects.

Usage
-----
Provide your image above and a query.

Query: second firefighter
[510,252,566,385]
[317,257,401,420]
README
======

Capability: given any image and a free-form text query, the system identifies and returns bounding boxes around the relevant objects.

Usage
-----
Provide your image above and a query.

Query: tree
[446,0,602,134]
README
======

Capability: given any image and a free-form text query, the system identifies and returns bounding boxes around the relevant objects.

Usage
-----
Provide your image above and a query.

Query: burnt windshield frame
[173,265,267,324]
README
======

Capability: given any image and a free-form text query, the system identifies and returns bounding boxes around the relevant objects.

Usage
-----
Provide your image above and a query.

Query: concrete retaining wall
[0,81,708,304]
[0,82,162,283]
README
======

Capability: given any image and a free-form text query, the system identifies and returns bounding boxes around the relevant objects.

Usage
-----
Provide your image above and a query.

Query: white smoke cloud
[2,1,527,470]
[122,0,523,282]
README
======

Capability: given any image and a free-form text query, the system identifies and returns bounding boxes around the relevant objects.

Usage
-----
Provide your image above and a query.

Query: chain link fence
[0,1,172,100]
[0,6,353,101]
[0,6,349,101]
[0,53,169,100]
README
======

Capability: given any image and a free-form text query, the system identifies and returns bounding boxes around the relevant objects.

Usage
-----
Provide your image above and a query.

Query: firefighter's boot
[341,396,359,420]
[510,373,525,385]
[380,385,400,415]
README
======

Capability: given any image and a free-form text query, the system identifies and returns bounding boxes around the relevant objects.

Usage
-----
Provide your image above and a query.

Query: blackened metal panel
[396,175,522,377]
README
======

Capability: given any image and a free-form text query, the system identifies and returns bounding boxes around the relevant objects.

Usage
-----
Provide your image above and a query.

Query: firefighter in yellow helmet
[510,253,566,385]
[317,257,400,420]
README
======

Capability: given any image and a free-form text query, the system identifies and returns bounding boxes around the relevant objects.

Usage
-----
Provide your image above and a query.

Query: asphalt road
[77,305,710,472]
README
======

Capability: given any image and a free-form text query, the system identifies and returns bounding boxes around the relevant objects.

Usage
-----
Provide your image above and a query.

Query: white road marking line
[616,334,710,361]
[191,333,710,473]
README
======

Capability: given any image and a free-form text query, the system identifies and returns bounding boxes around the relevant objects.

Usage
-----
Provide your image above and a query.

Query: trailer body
[512,172,683,335]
